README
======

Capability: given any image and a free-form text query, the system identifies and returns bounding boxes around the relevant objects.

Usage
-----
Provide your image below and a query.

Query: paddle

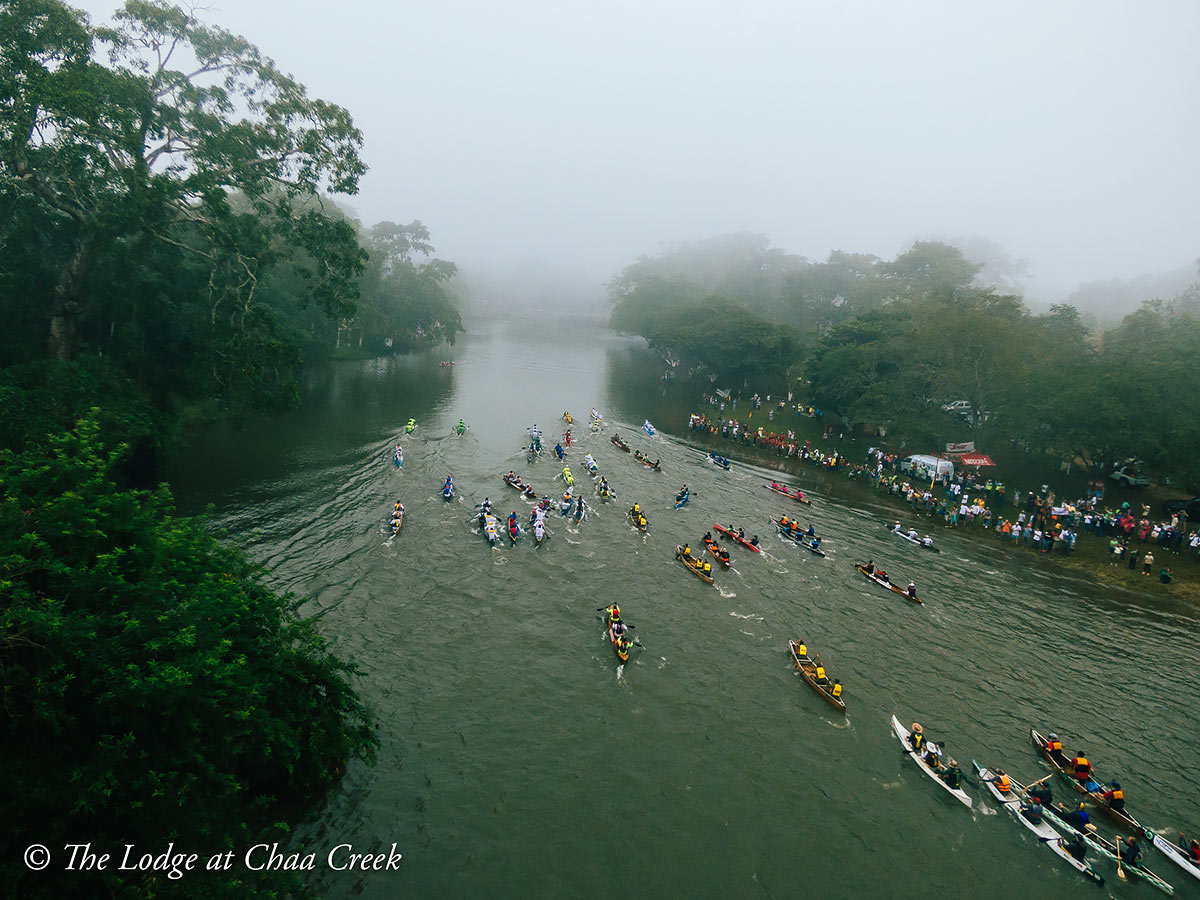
[1116,837,1127,880]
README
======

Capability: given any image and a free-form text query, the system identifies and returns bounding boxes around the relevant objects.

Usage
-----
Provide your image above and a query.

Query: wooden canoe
[704,538,731,568]
[854,563,921,603]
[1029,728,1142,831]
[675,546,714,584]
[788,641,845,712]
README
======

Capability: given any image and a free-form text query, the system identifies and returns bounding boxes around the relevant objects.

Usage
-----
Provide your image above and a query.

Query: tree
[1,415,377,898]
[1,0,366,361]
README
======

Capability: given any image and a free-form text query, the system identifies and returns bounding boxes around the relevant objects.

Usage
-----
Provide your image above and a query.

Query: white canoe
[1147,832,1200,883]
[890,715,972,808]
[973,762,1103,884]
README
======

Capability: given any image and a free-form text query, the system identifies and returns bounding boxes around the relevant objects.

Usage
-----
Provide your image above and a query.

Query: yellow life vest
[815,666,826,681]
[795,643,807,657]
[831,683,842,697]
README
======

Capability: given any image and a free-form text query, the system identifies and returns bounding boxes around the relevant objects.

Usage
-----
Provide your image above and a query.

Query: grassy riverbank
[668,401,1200,604]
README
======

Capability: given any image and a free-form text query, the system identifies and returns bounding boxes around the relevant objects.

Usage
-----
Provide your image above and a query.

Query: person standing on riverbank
[1143,550,1154,574]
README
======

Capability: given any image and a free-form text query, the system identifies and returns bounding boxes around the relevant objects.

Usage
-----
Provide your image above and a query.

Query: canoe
[392,448,403,467]
[611,433,631,452]
[713,524,761,553]
[854,563,921,603]
[603,608,630,662]
[1039,799,1173,894]
[769,517,826,556]
[1029,729,1142,831]
[634,450,662,471]
[389,508,404,536]
[629,509,648,532]
[1144,832,1200,884]
[674,489,690,508]
[763,483,811,504]
[643,421,656,435]
[442,482,455,501]
[703,538,731,568]
[503,473,538,499]
[675,546,714,584]
[788,641,845,712]
[886,524,941,552]
[890,715,972,808]
[709,453,731,470]
[973,762,1104,885]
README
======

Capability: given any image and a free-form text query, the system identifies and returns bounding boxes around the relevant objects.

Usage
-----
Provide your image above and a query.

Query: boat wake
[615,663,624,682]
[729,611,763,621]
[827,715,851,729]
[717,586,736,598]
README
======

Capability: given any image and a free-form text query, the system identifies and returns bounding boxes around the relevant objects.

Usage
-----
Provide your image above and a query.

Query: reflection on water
[170,320,1200,900]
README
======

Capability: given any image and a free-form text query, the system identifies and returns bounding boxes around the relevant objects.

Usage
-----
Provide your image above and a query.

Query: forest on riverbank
[608,234,1200,491]
[0,1,471,896]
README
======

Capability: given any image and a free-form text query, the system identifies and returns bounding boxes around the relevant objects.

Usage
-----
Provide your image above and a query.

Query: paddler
[1028,779,1053,808]
[1060,831,1089,862]
[456,419,466,434]
[1101,781,1126,813]
[1071,751,1094,786]
[906,581,917,600]
[1061,801,1090,831]
[1118,835,1144,868]
[908,723,926,754]
[1181,835,1200,864]
[406,418,416,433]
[864,560,876,575]
[1019,794,1044,825]
[939,759,963,791]
[793,639,808,659]
[1046,733,1068,767]
[831,680,843,699]
[984,768,1011,794]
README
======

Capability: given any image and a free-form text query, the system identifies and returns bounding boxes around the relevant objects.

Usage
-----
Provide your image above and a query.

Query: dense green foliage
[1,0,461,417]
[2,417,377,898]
[0,3,412,896]
[609,234,1200,487]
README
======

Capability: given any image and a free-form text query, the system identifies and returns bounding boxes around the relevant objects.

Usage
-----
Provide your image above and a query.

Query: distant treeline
[608,234,1200,488]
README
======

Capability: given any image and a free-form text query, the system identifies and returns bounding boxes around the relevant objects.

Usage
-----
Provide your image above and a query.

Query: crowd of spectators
[687,400,1196,585]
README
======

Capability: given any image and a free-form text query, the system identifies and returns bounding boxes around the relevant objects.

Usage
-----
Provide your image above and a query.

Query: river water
[169,318,1200,899]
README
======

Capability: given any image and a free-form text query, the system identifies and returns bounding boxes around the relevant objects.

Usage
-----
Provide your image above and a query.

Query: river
[168,317,1200,899]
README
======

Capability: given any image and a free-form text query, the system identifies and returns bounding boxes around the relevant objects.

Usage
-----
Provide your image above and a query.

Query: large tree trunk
[47,232,97,361]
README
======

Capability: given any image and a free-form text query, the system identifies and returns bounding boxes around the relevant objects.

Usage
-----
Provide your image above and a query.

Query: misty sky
[74,0,1200,299]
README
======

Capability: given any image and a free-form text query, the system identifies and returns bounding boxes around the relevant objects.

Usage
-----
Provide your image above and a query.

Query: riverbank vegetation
[0,1,426,895]
[608,234,1200,489]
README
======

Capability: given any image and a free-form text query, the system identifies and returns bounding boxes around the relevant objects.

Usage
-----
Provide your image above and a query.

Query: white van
[900,455,955,481]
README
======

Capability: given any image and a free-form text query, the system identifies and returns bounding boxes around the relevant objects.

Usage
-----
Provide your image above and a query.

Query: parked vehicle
[1109,458,1150,487]
[1162,497,1200,518]
[900,454,955,481]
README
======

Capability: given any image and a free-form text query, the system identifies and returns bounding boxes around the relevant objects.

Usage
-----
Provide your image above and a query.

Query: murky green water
[169,318,1200,899]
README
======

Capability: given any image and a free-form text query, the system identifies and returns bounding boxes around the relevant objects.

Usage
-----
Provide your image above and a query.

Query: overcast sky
[76,0,1200,299]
